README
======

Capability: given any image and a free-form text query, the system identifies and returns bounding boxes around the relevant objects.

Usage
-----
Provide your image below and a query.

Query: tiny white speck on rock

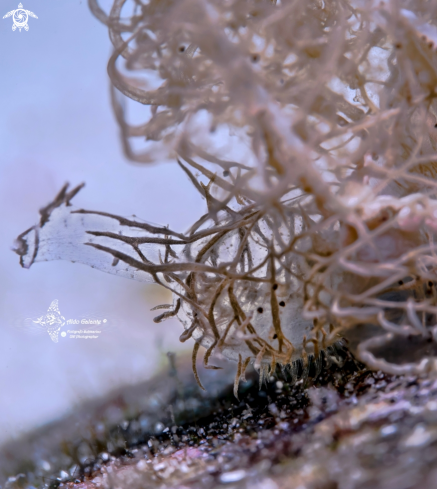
[219,469,247,483]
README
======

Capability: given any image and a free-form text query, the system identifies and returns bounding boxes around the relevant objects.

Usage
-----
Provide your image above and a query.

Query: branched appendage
[152,299,180,323]
[13,0,437,394]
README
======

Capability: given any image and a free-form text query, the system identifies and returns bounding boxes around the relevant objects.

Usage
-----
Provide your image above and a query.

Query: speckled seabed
[3,350,437,489]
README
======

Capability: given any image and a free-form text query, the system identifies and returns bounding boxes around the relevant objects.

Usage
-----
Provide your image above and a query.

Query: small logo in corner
[3,3,38,32]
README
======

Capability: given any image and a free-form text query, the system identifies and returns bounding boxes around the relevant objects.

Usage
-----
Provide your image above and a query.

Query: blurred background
[0,0,203,444]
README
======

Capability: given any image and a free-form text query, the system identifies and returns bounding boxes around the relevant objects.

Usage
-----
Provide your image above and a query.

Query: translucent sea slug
[14,0,437,393]
[14,180,437,394]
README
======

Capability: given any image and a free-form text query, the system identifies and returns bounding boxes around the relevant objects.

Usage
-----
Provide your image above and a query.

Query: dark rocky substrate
[2,347,437,489]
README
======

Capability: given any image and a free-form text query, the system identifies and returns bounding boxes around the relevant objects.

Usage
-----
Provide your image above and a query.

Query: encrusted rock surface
[3,350,437,489]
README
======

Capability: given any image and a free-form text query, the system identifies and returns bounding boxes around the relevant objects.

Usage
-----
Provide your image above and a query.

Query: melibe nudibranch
[13,172,437,395]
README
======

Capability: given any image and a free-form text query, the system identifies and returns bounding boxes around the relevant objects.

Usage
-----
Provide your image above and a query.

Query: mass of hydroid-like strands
[14,0,437,395]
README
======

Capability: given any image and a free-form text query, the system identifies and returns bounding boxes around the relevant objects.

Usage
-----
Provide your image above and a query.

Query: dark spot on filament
[395,43,402,49]
[279,301,285,307]
[398,280,403,285]
[434,123,437,128]
[273,334,278,339]
[257,307,263,313]
[429,281,433,287]
[179,46,185,52]
[273,284,278,290]
[251,54,259,63]
[223,170,230,177]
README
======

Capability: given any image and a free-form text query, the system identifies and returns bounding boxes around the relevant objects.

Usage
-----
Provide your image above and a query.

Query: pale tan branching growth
[14,0,437,393]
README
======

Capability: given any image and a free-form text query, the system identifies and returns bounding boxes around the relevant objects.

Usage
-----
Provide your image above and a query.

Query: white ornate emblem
[3,3,37,32]
[33,300,66,343]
